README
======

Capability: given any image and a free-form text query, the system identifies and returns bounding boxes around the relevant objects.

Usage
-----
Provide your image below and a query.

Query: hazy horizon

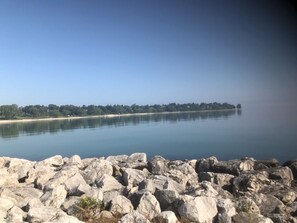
[1,1,297,108]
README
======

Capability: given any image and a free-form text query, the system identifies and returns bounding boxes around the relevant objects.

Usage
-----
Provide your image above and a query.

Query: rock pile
[0,153,297,222]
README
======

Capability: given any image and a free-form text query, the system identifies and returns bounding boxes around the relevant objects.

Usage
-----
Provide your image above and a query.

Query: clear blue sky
[0,0,296,106]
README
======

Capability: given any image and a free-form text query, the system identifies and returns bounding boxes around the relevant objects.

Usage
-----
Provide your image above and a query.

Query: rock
[95,174,123,192]
[137,192,161,220]
[27,206,63,223]
[109,195,134,216]
[61,196,80,215]
[126,153,147,169]
[103,190,122,207]
[63,172,90,196]
[0,157,10,168]
[66,155,83,168]
[27,165,56,186]
[5,206,26,223]
[267,167,294,186]
[0,169,19,187]
[196,156,218,172]
[155,189,180,211]
[232,212,273,223]
[165,161,198,187]
[0,186,43,208]
[48,212,84,223]
[23,198,43,212]
[40,184,67,208]
[97,210,117,223]
[152,211,178,223]
[217,198,236,223]
[44,165,79,191]
[7,158,34,181]
[85,188,104,202]
[233,171,270,194]
[119,210,150,223]
[289,162,297,179]
[148,175,185,194]
[0,198,14,215]
[82,159,113,185]
[36,155,64,167]
[255,159,279,169]
[106,155,129,166]
[178,196,218,223]
[250,193,284,215]
[122,168,149,187]
[138,179,156,194]
[148,156,168,175]
[236,197,260,214]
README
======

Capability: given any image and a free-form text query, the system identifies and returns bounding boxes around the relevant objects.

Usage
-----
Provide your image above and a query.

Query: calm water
[0,105,296,162]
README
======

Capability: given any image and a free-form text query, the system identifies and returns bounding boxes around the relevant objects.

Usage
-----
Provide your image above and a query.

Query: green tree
[0,104,20,119]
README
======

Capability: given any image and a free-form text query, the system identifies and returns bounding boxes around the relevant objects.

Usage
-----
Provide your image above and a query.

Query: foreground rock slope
[0,153,297,222]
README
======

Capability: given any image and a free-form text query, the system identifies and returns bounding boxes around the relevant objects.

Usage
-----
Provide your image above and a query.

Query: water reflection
[0,110,236,139]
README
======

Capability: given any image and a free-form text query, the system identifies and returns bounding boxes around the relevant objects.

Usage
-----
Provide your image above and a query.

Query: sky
[0,0,297,107]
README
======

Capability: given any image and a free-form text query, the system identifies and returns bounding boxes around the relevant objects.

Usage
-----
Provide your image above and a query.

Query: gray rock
[119,210,150,223]
[5,206,26,223]
[36,155,64,167]
[66,155,83,168]
[82,159,113,185]
[106,155,129,166]
[196,156,218,172]
[85,188,104,202]
[63,172,90,196]
[267,166,294,186]
[155,189,179,211]
[236,197,260,214]
[61,196,80,215]
[122,168,149,187]
[251,193,284,215]
[289,162,297,179]
[44,165,79,191]
[232,212,273,223]
[109,195,134,216]
[0,186,43,208]
[178,196,218,223]
[138,179,156,193]
[27,206,63,223]
[217,198,236,223]
[126,153,148,169]
[137,192,161,220]
[97,210,117,222]
[23,198,43,212]
[233,171,270,194]
[27,165,56,186]
[152,211,178,223]
[148,156,168,175]
[40,184,67,208]
[95,174,123,192]
[7,158,35,181]
[103,190,122,207]
[48,212,83,223]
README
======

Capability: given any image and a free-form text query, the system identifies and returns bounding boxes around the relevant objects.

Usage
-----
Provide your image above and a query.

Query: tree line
[0,102,241,120]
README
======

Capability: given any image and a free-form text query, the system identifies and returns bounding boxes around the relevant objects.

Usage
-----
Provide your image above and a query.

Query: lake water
[0,104,296,162]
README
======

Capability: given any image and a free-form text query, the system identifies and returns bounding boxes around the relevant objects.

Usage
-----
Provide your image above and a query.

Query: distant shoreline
[0,109,235,125]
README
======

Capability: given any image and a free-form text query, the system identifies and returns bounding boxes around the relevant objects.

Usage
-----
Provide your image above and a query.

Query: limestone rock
[40,184,67,208]
[152,211,178,223]
[122,168,149,187]
[148,156,168,175]
[27,206,63,223]
[137,192,161,220]
[36,155,64,167]
[109,195,134,216]
[95,174,123,192]
[119,211,150,223]
[178,196,218,223]
[82,159,113,185]
[217,198,236,223]
[232,212,273,223]
[5,206,26,223]
[48,212,84,223]
[155,189,179,211]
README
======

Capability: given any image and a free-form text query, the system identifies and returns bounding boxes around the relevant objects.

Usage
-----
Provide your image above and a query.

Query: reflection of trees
[0,110,236,139]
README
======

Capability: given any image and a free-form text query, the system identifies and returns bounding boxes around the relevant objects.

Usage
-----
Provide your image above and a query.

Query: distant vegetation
[0,102,240,120]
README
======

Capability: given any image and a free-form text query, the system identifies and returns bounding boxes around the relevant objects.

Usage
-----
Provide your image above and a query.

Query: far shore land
[0,108,236,125]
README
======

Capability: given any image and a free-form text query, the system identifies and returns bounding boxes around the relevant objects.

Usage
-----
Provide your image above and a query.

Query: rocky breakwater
[0,153,297,223]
